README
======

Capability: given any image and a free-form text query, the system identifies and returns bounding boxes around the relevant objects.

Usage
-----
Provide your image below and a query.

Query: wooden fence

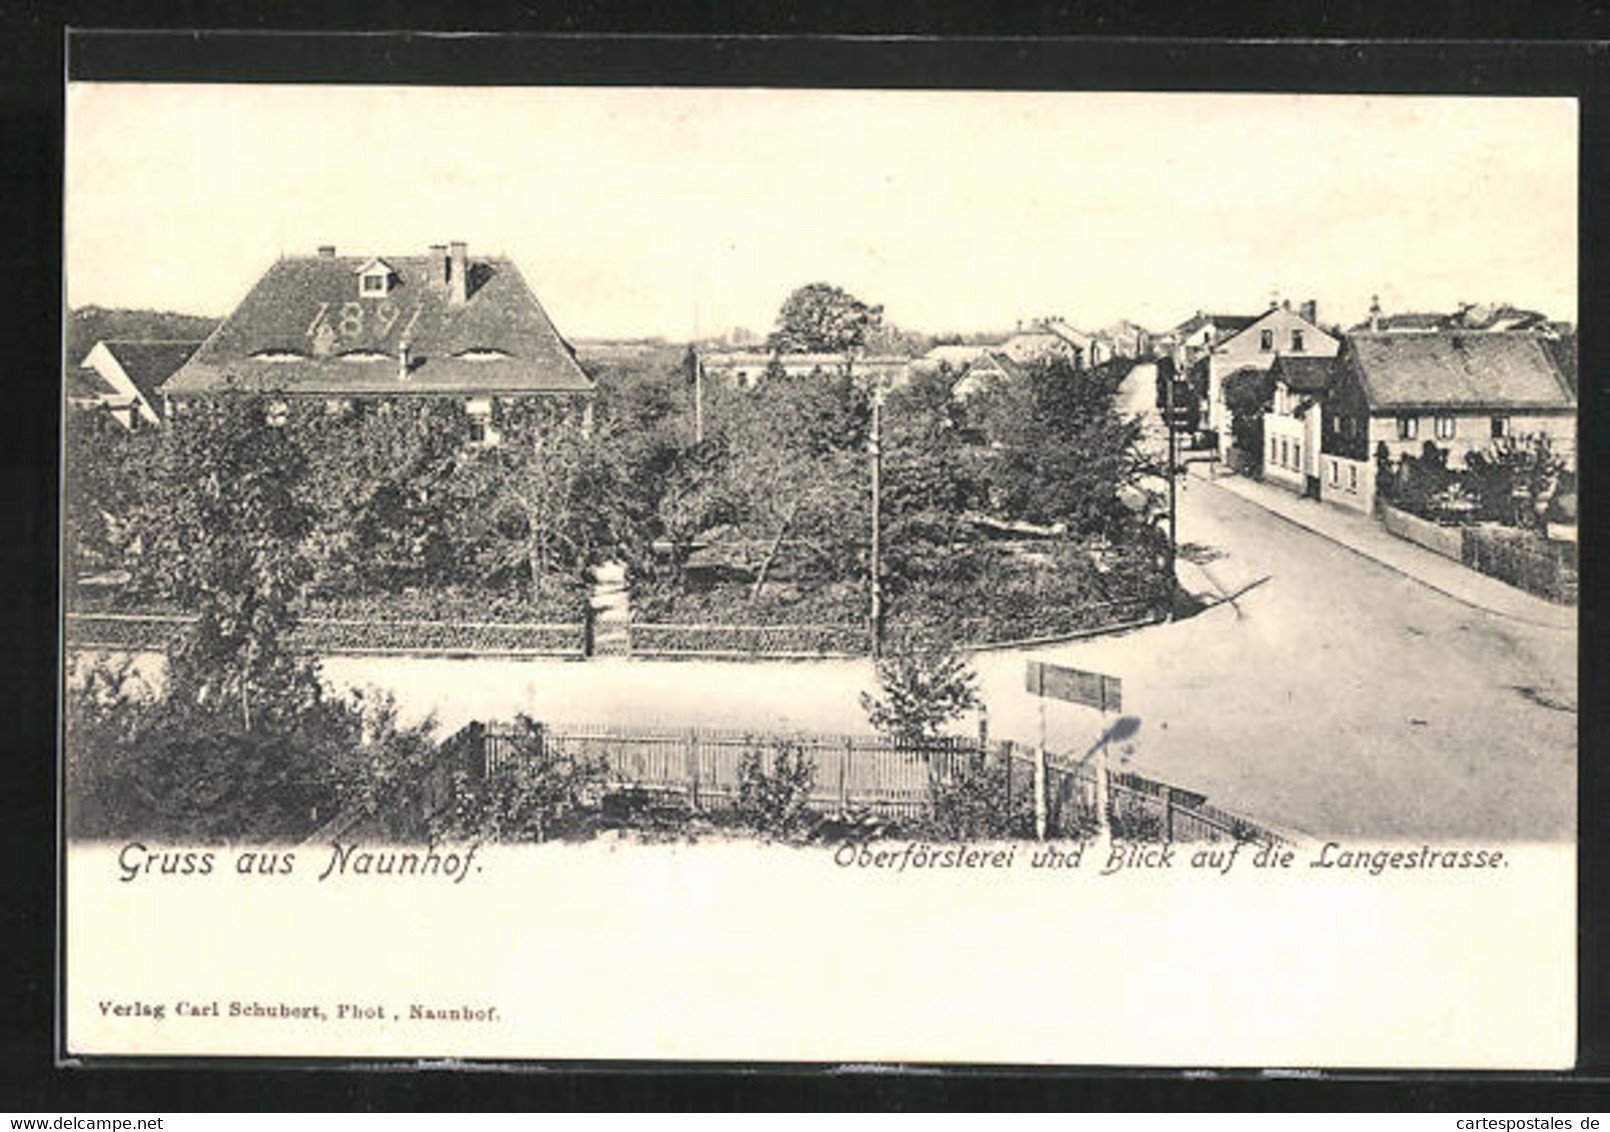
[447,720,1289,845]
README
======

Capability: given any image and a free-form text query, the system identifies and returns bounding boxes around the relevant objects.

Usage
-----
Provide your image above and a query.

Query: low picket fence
[445,720,1289,845]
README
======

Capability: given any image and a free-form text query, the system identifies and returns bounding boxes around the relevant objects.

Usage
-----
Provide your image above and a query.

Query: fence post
[685,727,700,812]
[1161,785,1174,843]
[1004,743,1013,814]
[839,737,852,817]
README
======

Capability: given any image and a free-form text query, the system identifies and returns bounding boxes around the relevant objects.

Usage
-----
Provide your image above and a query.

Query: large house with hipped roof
[159,241,595,442]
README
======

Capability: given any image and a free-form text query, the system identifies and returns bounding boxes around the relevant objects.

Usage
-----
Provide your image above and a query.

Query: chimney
[1300,299,1317,325]
[318,245,336,258]
[428,244,448,287]
[398,341,410,381]
[449,240,468,304]
[1368,295,1382,333]
[1282,297,1291,311]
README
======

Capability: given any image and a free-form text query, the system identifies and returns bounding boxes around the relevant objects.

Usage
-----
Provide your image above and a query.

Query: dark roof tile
[162,253,594,397]
[1347,332,1575,411]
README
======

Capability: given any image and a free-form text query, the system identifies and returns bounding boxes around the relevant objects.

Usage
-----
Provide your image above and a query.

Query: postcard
[60,74,1578,1067]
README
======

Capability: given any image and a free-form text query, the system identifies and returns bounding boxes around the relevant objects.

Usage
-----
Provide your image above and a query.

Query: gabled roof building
[160,242,595,437]
[71,339,202,429]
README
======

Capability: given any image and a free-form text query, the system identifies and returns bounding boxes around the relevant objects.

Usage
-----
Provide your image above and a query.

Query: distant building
[1350,296,1563,337]
[70,339,201,430]
[1099,319,1154,359]
[160,241,596,442]
[951,350,1024,401]
[697,349,913,390]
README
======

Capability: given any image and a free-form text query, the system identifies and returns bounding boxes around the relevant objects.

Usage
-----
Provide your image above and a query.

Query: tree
[710,369,870,600]
[860,643,982,743]
[1221,367,1276,471]
[460,400,621,601]
[62,411,159,586]
[975,356,1149,536]
[297,398,478,596]
[127,391,320,731]
[879,369,989,595]
[767,282,884,356]
[1463,434,1568,530]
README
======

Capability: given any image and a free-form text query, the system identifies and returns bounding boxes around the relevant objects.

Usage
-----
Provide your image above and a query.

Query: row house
[159,241,596,442]
[1264,330,1577,515]
[1195,301,1338,453]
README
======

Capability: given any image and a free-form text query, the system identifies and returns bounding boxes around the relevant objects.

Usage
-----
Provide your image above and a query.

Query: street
[318,470,1575,841]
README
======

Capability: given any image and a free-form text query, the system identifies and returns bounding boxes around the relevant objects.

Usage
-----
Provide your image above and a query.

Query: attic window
[456,349,511,361]
[361,271,390,297]
[338,350,391,362]
[251,350,307,363]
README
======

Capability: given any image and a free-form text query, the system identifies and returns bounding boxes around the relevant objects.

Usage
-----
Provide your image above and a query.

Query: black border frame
[5,25,1605,1110]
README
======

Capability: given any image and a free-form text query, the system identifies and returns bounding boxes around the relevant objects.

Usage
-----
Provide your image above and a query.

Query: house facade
[159,241,596,441]
[1204,303,1338,451]
[1260,355,1334,500]
[1320,331,1577,514]
[71,339,201,430]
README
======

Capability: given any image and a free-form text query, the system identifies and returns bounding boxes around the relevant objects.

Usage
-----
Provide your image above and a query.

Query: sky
[65,86,1577,340]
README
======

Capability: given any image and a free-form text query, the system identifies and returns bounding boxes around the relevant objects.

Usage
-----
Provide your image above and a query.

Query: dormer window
[251,349,307,363]
[354,257,396,299]
[455,348,511,361]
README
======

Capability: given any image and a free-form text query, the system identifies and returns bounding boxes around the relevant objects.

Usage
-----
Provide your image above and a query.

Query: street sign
[1025,660,1122,713]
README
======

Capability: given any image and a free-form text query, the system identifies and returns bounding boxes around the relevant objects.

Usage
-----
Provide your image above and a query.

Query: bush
[734,739,818,840]
[920,754,1034,840]
[431,717,609,843]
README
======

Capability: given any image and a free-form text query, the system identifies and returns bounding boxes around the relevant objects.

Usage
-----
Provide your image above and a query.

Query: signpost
[1025,660,1123,840]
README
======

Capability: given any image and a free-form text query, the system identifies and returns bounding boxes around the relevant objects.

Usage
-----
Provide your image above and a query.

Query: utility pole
[1164,360,1178,620]
[692,347,705,445]
[868,387,884,658]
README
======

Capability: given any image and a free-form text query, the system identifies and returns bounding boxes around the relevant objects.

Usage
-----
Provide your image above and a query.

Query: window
[466,397,496,446]
[1279,438,1289,467]
[1435,416,1456,440]
[1260,329,1275,352]
[1491,416,1511,439]
[1270,436,1278,463]
[266,400,289,428]
[1329,459,1339,486]
[1397,415,1418,440]
[1349,465,1358,491]
[360,271,388,297]
[1293,442,1302,469]
[1291,330,1305,352]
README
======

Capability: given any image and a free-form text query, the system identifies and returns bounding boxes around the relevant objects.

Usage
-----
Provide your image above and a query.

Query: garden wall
[1379,503,1464,561]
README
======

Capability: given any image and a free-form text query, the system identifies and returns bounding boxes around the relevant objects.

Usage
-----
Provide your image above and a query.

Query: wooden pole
[1034,669,1049,841]
[693,349,705,445]
[868,390,884,657]
[1165,361,1179,621]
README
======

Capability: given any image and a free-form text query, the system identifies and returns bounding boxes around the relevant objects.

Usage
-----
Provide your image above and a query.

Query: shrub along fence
[626,621,869,659]
[64,611,589,658]
[442,719,1289,845]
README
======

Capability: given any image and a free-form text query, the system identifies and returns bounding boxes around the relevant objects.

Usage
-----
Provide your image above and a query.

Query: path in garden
[589,561,631,656]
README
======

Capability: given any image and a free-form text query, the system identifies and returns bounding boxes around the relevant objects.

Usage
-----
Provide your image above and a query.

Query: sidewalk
[1189,464,1576,631]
